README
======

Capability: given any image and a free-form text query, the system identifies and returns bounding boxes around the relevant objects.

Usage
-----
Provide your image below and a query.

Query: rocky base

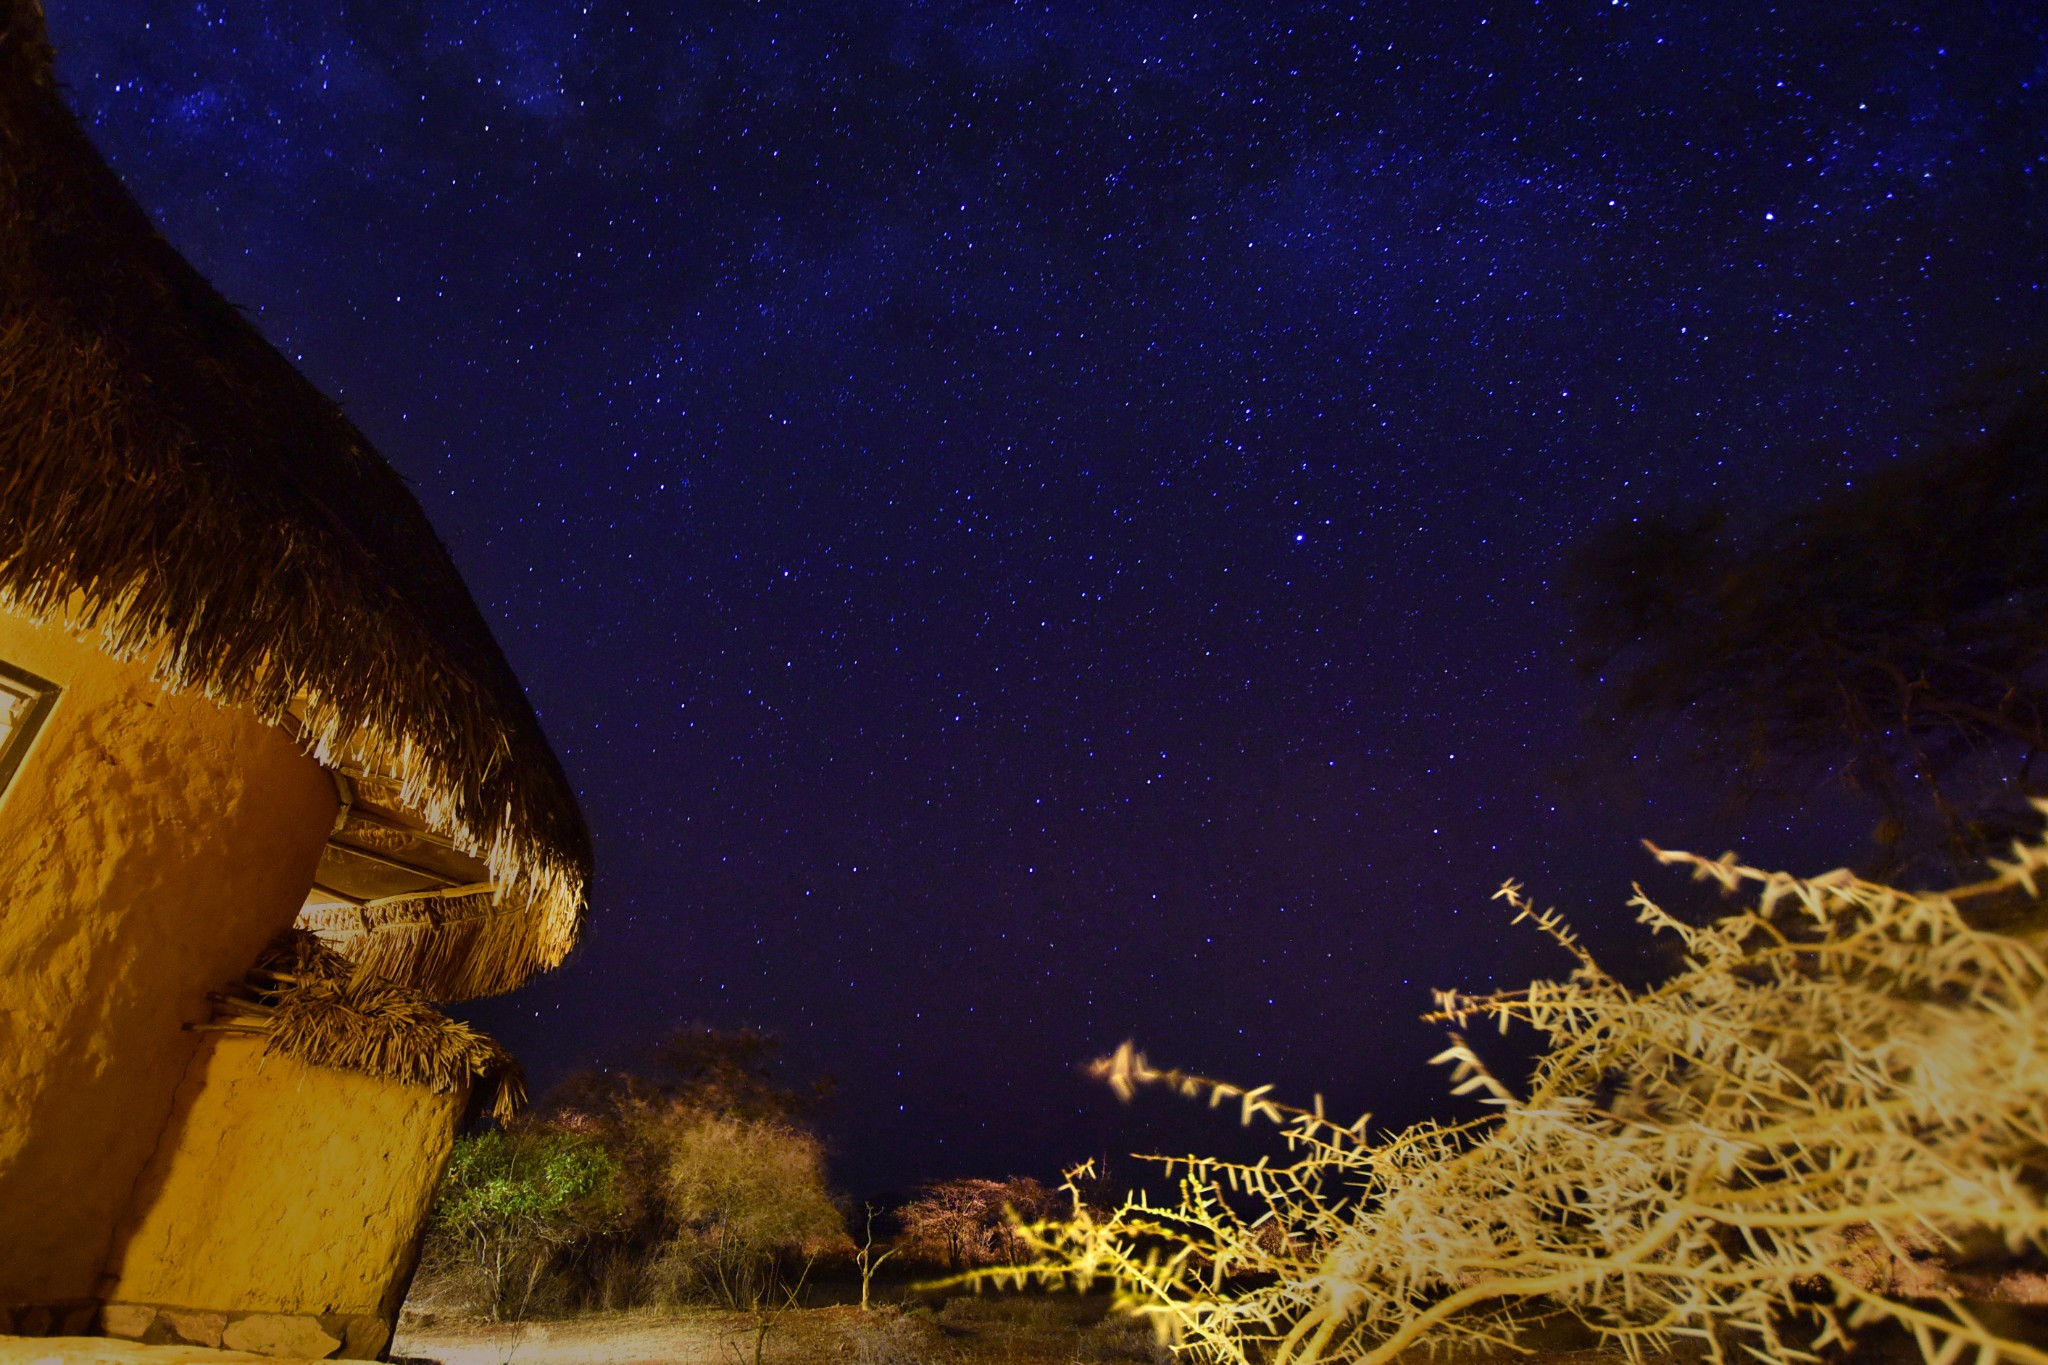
[0,1305,389,1361]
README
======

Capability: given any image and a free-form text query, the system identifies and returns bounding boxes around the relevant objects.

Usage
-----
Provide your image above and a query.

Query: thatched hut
[0,0,590,1354]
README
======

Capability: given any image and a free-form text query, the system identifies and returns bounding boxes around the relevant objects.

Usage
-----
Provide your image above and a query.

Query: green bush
[425,1127,622,1319]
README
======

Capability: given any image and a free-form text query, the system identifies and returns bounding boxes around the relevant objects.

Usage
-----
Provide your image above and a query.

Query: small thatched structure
[0,0,593,1350]
[0,0,589,999]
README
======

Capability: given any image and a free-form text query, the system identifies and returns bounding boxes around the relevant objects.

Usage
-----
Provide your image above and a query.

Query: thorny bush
[997,818,2048,1365]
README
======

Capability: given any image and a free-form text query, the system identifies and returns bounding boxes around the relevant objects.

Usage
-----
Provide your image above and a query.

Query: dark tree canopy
[1570,370,2048,872]
[536,1024,833,1128]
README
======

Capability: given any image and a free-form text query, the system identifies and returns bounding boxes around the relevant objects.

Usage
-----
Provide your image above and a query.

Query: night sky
[44,2,2048,1198]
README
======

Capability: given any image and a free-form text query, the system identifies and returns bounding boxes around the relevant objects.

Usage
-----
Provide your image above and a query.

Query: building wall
[0,608,337,1303]
[102,1034,465,1351]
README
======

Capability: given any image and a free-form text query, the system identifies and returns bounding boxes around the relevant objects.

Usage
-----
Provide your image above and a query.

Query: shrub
[838,1306,948,1365]
[1007,826,2048,1364]
[1075,1311,1173,1365]
[654,1108,850,1307]
[423,1127,622,1320]
[413,1025,846,1315]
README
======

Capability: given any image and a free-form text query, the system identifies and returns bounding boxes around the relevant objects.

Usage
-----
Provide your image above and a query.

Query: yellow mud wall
[0,608,337,1302]
[104,1034,464,1320]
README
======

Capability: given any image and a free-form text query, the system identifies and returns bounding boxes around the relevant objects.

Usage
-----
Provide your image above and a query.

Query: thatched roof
[202,932,526,1122]
[0,1,589,997]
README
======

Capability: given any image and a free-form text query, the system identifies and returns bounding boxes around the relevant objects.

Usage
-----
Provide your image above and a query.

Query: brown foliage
[652,1108,850,1307]
[414,1026,846,1315]
[896,1177,1062,1269]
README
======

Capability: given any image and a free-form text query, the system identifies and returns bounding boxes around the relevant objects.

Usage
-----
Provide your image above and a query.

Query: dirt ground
[390,1297,1695,1365]
[393,1296,1165,1365]
[395,1290,2011,1364]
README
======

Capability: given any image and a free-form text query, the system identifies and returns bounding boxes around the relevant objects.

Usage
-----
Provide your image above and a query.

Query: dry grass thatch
[296,888,574,1006]
[0,0,588,998]
[202,931,526,1121]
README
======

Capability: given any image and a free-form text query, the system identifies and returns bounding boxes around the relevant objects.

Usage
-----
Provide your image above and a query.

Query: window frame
[0,658,60,801]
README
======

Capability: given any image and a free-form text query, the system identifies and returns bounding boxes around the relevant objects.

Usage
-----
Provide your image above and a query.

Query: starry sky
[44,1,2048,1197]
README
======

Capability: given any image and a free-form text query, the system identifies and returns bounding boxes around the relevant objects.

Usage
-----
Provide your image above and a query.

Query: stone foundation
[0,1305,388,1361]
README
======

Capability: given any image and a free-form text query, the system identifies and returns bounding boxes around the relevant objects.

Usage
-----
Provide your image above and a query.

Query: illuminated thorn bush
[1002,823,2048,1365]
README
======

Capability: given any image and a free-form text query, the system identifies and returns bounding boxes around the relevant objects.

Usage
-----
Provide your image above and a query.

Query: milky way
[45,1,2048,1194]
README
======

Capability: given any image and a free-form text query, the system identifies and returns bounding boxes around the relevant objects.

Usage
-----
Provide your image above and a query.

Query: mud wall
[0,608,337,1302]
[103,1033,465,1343]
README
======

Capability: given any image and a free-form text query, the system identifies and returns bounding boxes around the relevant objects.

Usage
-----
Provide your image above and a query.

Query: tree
[1569,368,2048,872]
[895,1177,1061,1268]
[415,1027,850,1314]
[520,1027,849,1309]
[855,1202,899,1311]
[540,1023,834,1128]
[519,1024,844,1307]
[427,1127,622,1320]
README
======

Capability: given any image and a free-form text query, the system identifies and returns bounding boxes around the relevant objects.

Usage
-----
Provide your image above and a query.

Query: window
[0,660,58,800]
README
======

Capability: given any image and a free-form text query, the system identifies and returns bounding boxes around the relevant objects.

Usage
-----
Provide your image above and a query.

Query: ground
[393,1297,1162,1365]
[388,1297,1758,1365]
[389,1294,2007,1365]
